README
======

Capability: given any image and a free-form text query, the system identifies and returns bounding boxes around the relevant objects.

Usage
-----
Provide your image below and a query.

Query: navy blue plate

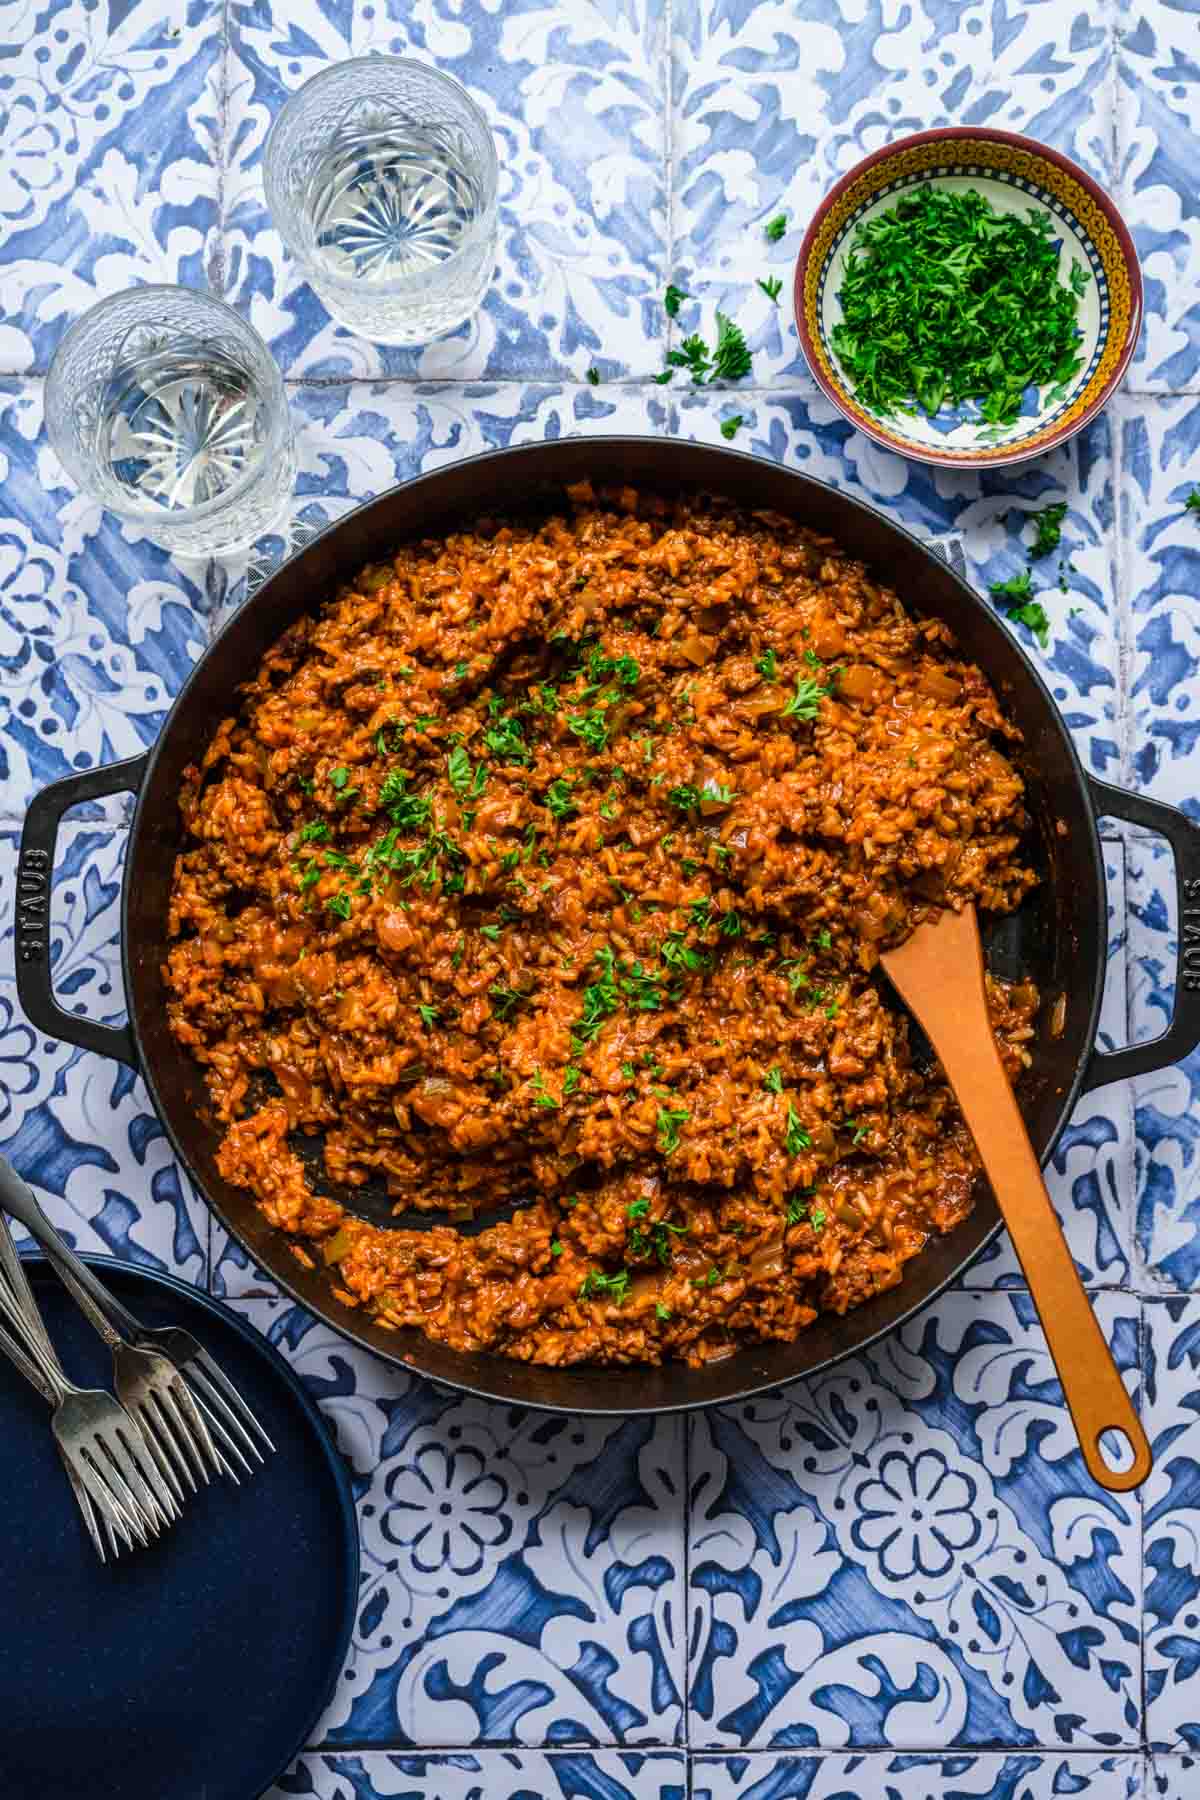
[3,1257,357,1800]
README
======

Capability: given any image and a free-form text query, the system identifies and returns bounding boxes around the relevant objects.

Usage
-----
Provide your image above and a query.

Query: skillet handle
[15,758,146,1070]
[1082,778,1200,1093]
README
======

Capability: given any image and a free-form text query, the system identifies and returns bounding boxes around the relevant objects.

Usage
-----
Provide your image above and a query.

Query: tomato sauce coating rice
[165,485,1038,1366]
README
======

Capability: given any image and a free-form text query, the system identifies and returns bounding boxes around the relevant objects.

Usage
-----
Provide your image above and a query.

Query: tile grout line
[663,0,692,1759]
[1138,1291,1149,1753]
[1111,14,1149,1751]
[207,0,234,299]
[6,369,1200,397]
[662,0,680,444]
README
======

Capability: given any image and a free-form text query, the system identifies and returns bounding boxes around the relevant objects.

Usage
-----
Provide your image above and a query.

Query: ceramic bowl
[794,127,1142,469]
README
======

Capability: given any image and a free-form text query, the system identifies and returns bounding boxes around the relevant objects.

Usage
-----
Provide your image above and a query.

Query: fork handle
[0,1213,67,1376]
[0,1156,135,1349]
[0,1278,63,1405]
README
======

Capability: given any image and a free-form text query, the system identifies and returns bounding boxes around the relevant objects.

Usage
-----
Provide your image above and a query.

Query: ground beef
[164,484,1038,1367]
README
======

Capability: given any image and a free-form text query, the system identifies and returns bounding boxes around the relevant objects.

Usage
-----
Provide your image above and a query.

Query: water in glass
[101,335,271,514]
[264,58,499,346]
[45,287,295,558]
[308,120,485,287]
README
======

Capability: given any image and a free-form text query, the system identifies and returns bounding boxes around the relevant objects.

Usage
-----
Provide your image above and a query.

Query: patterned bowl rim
[792,126,1143,470]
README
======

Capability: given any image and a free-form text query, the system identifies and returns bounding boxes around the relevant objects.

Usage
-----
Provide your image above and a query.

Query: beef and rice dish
[165,484,1038,1367]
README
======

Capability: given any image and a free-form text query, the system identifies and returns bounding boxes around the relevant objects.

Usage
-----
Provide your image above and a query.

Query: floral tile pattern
[0,823,209,1275]
[4,0,1200,1789]
[266,1750,687,1800]
[1150,1753,1199,1798]
[1144,1300,1200,1751]
[691,1752,1143,1800]
[687,1291,1142,1750]
[228,1296,686,1748]
[1117,6,1200,392]
[0,0,222,376]
[0,379,212,820]
[222,0,666,381]
[670,0,1115,388]
[1119,393,1200,812]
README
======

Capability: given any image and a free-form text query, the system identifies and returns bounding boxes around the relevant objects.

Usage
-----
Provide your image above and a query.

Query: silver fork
[0,1271,175,1547]
[0,1280,136,1561]
[0,1218,128,1560]
[0,1156,273,1475]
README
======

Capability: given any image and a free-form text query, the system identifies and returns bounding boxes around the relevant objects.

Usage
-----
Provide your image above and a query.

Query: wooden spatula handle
[884,907,1151,1493]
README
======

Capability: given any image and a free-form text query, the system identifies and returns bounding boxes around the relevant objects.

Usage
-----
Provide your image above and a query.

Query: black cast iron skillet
[16,438,1200,1413]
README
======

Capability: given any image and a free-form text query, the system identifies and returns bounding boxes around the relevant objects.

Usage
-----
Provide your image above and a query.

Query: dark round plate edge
[19,1251,359,1799]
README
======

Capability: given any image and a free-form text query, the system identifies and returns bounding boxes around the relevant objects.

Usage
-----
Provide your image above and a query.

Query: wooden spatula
[881,902,1152,1493]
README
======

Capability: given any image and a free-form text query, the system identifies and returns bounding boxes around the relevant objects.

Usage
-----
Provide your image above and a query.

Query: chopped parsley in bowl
[794,127,1142,470]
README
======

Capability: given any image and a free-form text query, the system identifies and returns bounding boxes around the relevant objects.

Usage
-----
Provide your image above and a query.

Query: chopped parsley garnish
[550,1239,563,1256]
[756,648,777,680]
[831,185,1090,428]
[480,923,501,941]
[656,1302,672,1321]
[764,213,788,243]
[667,783,700,812]
[1027,501,1067,560]
[990,567,1034,603]
[544,778,577,822]
[417,1003,439,1029]
[579,1269,631,1306]
[573,949,622,1048]
[786,1190,814,1225]
[326,892,351,920]
[621,959,667,1011]
[567,707,610,753]
[660,929,711,975]
[329,767,350,790]
[656,1105,690,1155]
[758,275,783,304]
[781,674,828,720]
[720,414,744,441]
[531,1070,559,1110]
[482,708,530,764]
[562,1065,581,1096]
[784,1104,811,1156]
[1006,598,1051,649]
[763,1066,783,1094]
[664,283,689,318]
[489,982,531,1021]
[816,928,832,949]
[447,744,486,801]
[1185,487,1200,518]
[586,646,640,687]
[378,773,433,834]
[661,310,752,387]
[711,310,752,382]
[628,1207,687,1265]
[586,367,600,385]
[297,820,329,844]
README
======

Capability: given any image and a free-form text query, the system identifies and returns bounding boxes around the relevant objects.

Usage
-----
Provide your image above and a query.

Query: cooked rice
[164,485,1038,1366]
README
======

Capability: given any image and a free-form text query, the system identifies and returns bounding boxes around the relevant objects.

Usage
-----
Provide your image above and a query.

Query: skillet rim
[120,436,1108,1414]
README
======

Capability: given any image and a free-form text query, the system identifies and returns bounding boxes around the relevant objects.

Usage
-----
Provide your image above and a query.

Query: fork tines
[187,1349,275,1464]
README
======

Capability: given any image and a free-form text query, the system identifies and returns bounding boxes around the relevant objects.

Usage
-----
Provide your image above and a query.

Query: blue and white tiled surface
[2,1,1199,1794]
